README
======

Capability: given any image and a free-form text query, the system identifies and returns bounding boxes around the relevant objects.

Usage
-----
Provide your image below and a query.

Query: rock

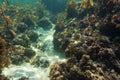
[39,58,50,67]
[26,30,38,42]
[24,48,36,58]
[11,45,25,65]
[11,54,24,65]
[13,34,30,47]
[22,15,35,27]
[37,18,52,30]
[99,22,120,38]
[53,71,60,77]
[18,76,29,80]
[17,22,28,33]
[0,75,9,80]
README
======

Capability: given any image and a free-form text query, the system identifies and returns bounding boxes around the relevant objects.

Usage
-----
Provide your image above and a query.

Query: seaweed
[0,37,11,69]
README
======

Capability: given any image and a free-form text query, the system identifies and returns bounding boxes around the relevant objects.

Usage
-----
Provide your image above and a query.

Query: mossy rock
[37,18,52,30]
[66,0,78,19]
[22,16,35,27]
[26,31,38,42]
[13,35,30,47]
[24,48,36,58]
[100,22,120,38]
[0,75,9,80]
[17,22,28,33]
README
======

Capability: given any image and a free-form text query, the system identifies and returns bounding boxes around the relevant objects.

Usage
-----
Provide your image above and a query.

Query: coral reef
[50,55,116,80]
[0,0,120,80]
[51,0,120,79]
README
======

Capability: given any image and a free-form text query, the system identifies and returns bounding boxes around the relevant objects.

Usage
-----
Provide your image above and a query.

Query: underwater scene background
[0,0,120,80]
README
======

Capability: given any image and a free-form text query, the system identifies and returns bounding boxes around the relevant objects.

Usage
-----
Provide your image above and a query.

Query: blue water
[0,0,69,13]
